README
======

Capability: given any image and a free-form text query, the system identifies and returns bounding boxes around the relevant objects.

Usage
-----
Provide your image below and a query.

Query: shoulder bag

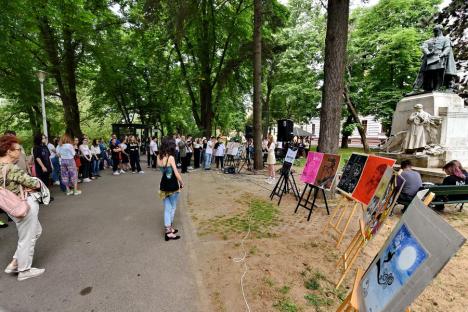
[0,165,31,218]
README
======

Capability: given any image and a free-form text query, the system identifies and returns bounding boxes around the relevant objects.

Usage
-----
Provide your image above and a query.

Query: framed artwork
[352,155,396,205]
[359,197,466,312]
[337,153,368,195]
[314,153,341,190]
[300,152,324,185]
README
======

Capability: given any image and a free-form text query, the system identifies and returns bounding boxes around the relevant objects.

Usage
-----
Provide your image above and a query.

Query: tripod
[270,168,300,205]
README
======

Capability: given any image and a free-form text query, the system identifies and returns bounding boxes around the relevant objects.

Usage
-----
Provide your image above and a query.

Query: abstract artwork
[314,153,341,189]
[352,155,396,205]
[337,154,368,195]
[359,198,466,312]
[300,152,324,185]
[361,224,427,312]
[364,169,405,240]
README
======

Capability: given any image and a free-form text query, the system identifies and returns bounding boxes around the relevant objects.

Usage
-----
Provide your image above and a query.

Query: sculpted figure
[405,104,441,152]
[412,25,457,92]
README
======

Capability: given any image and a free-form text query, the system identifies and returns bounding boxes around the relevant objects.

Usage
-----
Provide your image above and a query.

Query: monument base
[376,152,446,168]
[390,92,468,168]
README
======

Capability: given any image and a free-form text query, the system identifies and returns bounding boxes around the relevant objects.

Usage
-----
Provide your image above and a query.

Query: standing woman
[110,138,122,175]
[79,138,93,182]
[0,135,44,281]
[73,137,82,181]
[90,139,101,178]
[158,137,184,241]
[33,134,52,185]
[193,138,202,169]
[265,134,276,184]
[120,137,130,172]
[57,134,81,195]
[128,136,144,174]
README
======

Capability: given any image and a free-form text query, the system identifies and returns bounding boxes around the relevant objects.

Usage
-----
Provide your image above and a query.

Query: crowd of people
[2,128,467,282]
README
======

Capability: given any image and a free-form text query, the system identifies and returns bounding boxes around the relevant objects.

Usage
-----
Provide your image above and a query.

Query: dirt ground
[183,165,467,312]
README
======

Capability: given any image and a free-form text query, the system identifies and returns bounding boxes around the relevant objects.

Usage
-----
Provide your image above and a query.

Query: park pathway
[0,167,201,312]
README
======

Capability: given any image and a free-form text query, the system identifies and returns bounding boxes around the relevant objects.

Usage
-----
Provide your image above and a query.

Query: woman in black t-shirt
[128,136,143,173]
[110,139,121,175]
[434,161,467,211]
[33,134,52,185]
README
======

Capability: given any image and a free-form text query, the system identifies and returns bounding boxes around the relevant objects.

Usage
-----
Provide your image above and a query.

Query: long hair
[452,160,467,174]
[60,134,73,145]
[34,133,44,147]
[267,135,274,148]
[443,162,465,180]
[159,136,176,160]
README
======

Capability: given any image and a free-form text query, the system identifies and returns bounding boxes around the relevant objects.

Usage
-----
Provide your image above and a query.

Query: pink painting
[301,152,324,185]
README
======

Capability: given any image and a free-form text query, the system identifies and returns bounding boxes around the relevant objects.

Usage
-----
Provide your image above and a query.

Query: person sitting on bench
[397,160,423,213]
[433,161,467,211]
[452,160,468,183]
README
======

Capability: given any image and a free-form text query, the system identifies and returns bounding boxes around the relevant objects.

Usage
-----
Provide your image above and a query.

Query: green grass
[304,293,333,309]
[198,198,280,238]
[273,298,299,312]
[304,278,320,291]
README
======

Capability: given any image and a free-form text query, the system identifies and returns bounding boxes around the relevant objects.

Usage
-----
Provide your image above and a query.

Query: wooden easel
[322,194,361,247]
[336,268,411,312]
[335,220,366,289]
[294,183,330,220]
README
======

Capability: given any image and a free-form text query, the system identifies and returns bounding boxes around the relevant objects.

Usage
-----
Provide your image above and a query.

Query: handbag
[0,165,31,218]
[160,159,179,192]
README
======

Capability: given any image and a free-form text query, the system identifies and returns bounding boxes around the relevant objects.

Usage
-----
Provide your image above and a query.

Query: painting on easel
[314,153,341,189]
[364,167,405,240]
[337,153,368,195]
[352,155,396,205]
[361,224,427,312]
[358,197,465,312]
[301,152,323,185]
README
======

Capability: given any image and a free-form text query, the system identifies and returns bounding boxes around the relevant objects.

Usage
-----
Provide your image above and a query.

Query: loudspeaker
[277,119,294,142]
[245,125,253,139]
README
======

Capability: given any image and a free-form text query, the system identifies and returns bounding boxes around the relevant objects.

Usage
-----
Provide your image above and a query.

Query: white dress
[266,142,276,165]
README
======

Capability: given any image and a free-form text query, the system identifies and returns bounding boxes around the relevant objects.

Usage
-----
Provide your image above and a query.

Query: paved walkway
[0,167,200,312]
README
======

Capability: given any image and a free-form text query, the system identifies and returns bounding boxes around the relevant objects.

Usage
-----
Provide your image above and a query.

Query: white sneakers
[53,181,60,186]
[138,171,145,174]
[17,268,45,281]
[5,264,45,281]
[120,170,126,174]
[113,171,120,176]
[265,177,275,184]
[83,178,91,183]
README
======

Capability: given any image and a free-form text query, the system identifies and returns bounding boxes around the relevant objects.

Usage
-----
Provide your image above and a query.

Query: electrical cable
[232,213,253,312]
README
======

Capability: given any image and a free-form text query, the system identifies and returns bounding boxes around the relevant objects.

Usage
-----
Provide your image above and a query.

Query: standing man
[149,136,158,169]
[204,136,215,170]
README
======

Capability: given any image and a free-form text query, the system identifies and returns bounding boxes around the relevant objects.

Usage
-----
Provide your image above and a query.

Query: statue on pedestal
[411,25,457,93]
[404,104,441,153]
[379,104,441,154]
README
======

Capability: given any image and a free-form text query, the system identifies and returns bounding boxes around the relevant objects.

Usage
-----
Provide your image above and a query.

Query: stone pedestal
[386,92,468,168]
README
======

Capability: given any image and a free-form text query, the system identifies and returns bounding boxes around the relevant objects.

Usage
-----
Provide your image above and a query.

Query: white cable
[232,215,252,312]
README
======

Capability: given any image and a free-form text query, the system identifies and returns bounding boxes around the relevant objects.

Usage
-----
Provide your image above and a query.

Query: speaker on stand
[277,119,294,142]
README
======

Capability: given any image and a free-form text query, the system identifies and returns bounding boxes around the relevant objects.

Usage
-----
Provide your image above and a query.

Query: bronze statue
[412,25,457,93]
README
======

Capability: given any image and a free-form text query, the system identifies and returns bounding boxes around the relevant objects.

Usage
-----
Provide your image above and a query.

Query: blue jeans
[163,192,180,227]
[51,156,60,182]
[204,153,212,169]
[92,158,100,176]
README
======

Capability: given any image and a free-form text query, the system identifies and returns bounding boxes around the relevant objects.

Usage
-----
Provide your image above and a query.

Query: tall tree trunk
[344,84,369,153]
[253,0,263,170]
[317,0,350,154]
[37,16,82,138]
[262,67,273,138]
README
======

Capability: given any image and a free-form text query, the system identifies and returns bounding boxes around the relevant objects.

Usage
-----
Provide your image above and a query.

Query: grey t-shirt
[400,169,423,197]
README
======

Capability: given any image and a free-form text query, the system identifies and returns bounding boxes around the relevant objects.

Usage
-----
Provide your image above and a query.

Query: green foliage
[303,293,332,309]
[273,298,299,312]
[347,0,442,130]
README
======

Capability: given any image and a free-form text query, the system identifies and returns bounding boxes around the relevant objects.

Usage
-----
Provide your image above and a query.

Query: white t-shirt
[150,140,158,154]
[47,143,56,158]
[90,145,101,157]
[79,144,91,157]
[216,143,225,157]
[57,144,76,160]
[175,138,180,151]
[206,140,213,154]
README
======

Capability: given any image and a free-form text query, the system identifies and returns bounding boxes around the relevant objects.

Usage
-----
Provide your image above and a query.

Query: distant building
[271,115,387,147]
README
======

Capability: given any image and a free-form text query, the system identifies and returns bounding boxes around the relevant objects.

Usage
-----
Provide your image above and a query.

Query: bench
[426,185,468,211]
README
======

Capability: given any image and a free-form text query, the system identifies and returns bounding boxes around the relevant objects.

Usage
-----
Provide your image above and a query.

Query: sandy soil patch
[184,167,467,312]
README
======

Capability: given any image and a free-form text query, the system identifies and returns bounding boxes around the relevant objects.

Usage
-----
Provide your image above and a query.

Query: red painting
[351,155,396,205]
